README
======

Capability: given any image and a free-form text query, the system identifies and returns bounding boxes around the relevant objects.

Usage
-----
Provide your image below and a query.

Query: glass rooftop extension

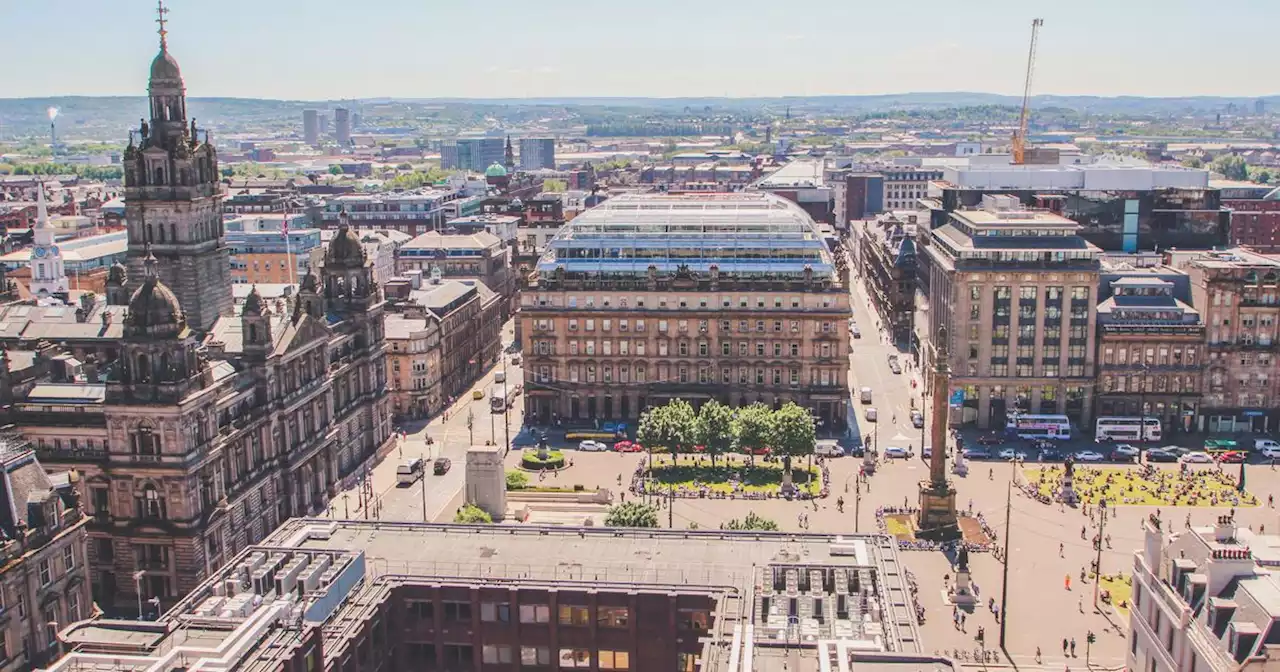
[536,192,836,277]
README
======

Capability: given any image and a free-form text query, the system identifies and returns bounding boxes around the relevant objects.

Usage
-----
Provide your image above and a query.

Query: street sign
[949,389,965,405]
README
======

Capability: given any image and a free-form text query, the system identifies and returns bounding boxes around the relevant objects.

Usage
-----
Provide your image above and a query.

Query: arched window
[157,226,166,243]
[154,167,165,185]
[170,224,177,242]
[248,324,258,344]
[137,354,150,383]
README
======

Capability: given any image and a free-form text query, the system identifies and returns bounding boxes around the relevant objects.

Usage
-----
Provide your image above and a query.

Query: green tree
[1180,156,1204,169]
[604,501,659,528]
[1211,154,1249,181]
[772,402,817,486]
[328,165,343,175]
[543,178,567,193]
[395,162,414,171]
[733,403,776,466]
[637,400,696,455]
[695,399,735,467]
[725,511,779,531]
[1254,169,1272,184]
[454,504,493,523]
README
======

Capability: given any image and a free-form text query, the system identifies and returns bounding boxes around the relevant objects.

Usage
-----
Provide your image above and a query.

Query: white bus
[490,385,508,413]
[1095,416,1162,443]
[1006,414,1072,440]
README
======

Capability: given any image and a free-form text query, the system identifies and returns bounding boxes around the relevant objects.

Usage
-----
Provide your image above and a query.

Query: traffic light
[1086,631,1096,644]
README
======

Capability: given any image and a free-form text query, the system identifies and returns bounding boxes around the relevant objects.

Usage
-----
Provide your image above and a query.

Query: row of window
[980,363,1088,378]
[981,323,1090,341]
[536,295,838,311]
[1101,346,1200,368]
[976,285,1089,302]
[550,339,839,359]
[1101,375,1201,394]
[955,384,1088,403]
[560,363,840,387]
[981,344,1089,360]
[560,317,839,335]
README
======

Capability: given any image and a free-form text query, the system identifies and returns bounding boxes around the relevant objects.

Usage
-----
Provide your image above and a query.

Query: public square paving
[503,448,1280,669]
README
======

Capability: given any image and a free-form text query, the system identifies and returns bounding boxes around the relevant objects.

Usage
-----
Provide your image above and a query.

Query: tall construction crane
[1012,18,1044,165]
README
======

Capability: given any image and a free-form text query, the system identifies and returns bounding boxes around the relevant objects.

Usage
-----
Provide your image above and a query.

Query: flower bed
[631,456,830,500]
[520,450,566,471]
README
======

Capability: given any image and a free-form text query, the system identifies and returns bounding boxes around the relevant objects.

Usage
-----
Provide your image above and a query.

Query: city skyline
[4,0,1278,100]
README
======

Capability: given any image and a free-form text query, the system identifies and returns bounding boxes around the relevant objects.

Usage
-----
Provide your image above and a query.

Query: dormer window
[138,483,166,520]
[132,425,160,457]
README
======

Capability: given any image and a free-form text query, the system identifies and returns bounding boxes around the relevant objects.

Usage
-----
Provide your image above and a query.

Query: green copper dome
[485,162,508,178]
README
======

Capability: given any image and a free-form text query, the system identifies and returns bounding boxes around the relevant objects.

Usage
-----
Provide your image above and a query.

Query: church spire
[34,181,48,230]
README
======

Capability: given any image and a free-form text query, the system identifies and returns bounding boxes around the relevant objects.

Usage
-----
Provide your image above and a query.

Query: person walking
[1062,638,1068,656]
[1065,574,1071,590]
[1070,637,1077,657]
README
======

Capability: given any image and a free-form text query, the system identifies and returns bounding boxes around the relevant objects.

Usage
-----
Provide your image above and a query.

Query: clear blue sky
[6,0,1277,100]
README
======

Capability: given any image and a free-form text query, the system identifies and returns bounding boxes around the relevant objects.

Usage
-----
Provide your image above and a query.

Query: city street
[329,319,527,524]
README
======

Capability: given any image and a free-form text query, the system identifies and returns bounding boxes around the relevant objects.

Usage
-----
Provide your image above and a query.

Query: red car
[744,446,771,456]
[613,441,643,453]
[1216,451,1248,463]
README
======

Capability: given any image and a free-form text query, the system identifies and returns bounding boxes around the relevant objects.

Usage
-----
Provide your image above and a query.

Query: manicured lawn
[647,455,821,495]
[1023,466,1258,507]
[884,515,915,540]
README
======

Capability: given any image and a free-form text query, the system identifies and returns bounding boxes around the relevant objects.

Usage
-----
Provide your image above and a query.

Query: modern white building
[1129,513,1280,671]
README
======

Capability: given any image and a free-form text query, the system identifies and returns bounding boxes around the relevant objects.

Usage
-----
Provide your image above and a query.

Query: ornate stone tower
[121,5,231,332]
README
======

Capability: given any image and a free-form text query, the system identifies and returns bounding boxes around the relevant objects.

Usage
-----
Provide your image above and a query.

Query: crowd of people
[1024,463,1257,508]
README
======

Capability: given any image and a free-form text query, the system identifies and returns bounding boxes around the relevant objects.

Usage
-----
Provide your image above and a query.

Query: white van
[815,443,844,458]
[860,387,873,404]
[1254,439,1280,452]
[396,458,424,485]
[494,370,507,383]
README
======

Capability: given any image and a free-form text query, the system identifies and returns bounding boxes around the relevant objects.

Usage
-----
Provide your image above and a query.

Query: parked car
[922,444,934,458]
[614,440,643,453]
[911,410,924,428]
[471,389,485,400]
[889,361,902,374]
[998,448,1028,461]
[578,440,608,452]
[1180,451,1214,464]
[1254,439,1280,452]
[1216,451,1248,463]
[884,446,910,459]
[1111,444,1141,460]
[851,325,862,338]
[865,407,878,422]
[1075,451,1106,462]
[963,447,992,460]
[1145,448,1178,463]
[432,457,451,475]
[1262,446,1280,460]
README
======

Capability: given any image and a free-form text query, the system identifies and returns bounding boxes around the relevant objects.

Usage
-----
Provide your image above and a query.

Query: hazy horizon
[5,0,1277,100]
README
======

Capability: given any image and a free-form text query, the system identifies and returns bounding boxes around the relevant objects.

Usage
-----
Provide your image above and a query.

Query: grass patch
[1099,573,1133,619]
[1023,466,1257,507]
[647,456,821,495]
[884,515,915,539]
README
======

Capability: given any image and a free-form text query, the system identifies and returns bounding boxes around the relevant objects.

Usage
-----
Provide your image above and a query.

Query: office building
[320,189,464,236]
[302,109,319,146]
[1129,514,1280,672]
[881,165,944,211]
[753,159,833,223]
[333,108,351,147]
[441,138,505,173]
[396,231,513,319]
[1220,183,1280,252]
[385,313,442,420]
[47,519,932,672]
[932,160,1228,252]
[850,213,921,351]
[1095,265,1205,434]
[0,434,91,671]
[1185,248,1280,433]
[830,170,885,227]
[7,20,393,617]
[225,216,322,284]
[518,137,556,170]
[520,192,851,427]
[385,277,503,402]
[920,194,1101,429]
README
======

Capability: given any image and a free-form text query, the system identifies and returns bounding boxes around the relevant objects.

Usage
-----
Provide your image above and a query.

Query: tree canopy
[604,501,659,528]
[454,504,493,524]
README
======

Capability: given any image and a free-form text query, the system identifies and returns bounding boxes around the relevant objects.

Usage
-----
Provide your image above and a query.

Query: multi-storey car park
[47,519,943,672]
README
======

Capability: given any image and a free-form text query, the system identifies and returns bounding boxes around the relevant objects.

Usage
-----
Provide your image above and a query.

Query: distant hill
[2,93,1278,141]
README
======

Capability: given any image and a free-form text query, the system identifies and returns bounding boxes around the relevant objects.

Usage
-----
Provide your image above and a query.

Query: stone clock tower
[29,182,69,297]
[121,13,231,331]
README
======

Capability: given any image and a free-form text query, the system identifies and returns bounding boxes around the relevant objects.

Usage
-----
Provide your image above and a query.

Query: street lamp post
[1139,361,1150,442]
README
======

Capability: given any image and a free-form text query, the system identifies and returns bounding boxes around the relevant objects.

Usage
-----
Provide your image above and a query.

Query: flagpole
[283,210,296,287]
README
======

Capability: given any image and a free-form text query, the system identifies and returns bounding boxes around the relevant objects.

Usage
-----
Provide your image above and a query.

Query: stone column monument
[917,327,960,540]
[465,444,507,521]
